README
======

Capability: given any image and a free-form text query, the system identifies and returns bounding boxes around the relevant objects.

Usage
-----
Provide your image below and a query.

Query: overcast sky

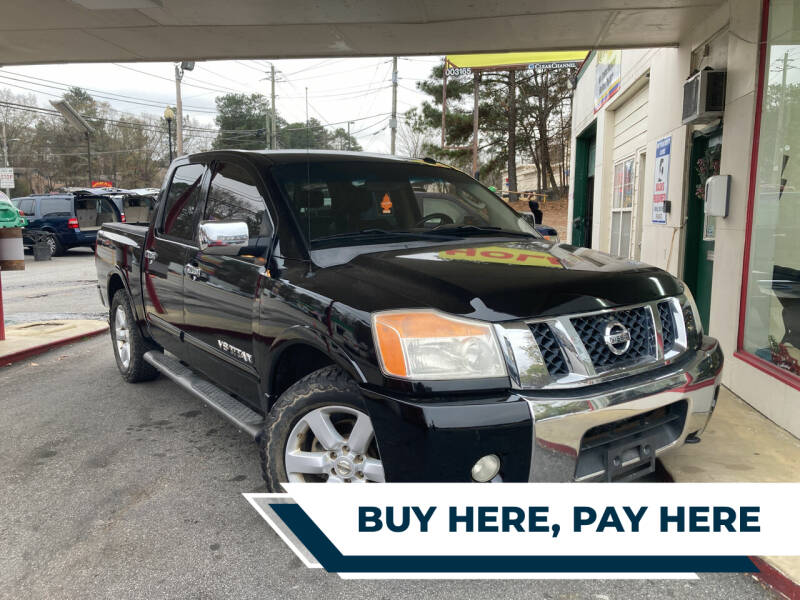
[0,56,441,154]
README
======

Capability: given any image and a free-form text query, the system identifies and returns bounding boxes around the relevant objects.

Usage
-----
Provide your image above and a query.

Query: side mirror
[199,220,249,255]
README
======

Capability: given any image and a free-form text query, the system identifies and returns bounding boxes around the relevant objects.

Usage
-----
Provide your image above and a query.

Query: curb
[750,557,800,600]
[0,325,108,367]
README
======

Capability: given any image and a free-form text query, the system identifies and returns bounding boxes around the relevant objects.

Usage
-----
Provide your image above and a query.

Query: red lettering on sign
[444,248,477,257]
[482,251,514,259]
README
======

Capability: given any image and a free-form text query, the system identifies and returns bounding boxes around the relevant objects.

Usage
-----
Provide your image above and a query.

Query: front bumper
[361,336,723,482]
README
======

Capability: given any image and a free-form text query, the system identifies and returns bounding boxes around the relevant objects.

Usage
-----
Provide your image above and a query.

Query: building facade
[567,0,800,437]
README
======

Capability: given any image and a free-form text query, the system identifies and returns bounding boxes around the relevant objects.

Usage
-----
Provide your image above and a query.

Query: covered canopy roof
[0,0,724,66]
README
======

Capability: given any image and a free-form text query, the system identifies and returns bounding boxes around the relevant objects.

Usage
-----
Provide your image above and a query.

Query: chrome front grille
[529,322,569,376]
[571,306,656,370]
[658,301,677,352]
[496,296,690,388]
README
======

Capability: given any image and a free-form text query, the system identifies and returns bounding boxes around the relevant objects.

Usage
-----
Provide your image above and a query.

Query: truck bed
[95,222,149,321]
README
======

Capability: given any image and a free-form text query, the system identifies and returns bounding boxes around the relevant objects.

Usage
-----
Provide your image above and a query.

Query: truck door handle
[144,249,157,262]
[185,263,207,281]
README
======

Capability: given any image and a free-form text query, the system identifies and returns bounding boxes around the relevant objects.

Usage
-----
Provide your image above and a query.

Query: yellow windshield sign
[438,246,563,268]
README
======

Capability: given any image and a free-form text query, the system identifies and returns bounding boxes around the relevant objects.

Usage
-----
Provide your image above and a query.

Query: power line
[111,63,242,96]
[0,71,217,113]
[286,59,392,81]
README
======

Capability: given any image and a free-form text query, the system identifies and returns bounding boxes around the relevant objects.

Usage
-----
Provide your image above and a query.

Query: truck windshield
[271,160,538,248]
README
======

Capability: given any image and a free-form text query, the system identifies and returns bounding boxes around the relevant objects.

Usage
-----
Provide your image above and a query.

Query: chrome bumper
[521,336,723,482]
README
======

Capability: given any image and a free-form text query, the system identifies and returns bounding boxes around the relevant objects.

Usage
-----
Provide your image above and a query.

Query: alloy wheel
[284,405,384,483]
[114,306,131,370]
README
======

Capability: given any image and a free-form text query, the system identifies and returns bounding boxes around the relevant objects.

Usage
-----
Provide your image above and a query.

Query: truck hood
[319,238,683,321]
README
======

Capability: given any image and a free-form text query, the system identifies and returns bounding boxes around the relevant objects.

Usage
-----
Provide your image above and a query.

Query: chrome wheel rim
[284,405,384,483]
[114,306,131,370]
[47,236,56,255]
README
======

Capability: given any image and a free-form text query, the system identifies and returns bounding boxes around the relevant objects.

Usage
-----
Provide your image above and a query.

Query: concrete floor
[1,248,104,325]
[0,336,778,600]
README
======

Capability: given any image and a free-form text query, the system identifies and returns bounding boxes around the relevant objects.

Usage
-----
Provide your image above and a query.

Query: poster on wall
[593,50,621,112]
[652,136,671,224]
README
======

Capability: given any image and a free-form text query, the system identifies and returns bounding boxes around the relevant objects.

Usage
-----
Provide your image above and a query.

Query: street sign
[0,167,14,189]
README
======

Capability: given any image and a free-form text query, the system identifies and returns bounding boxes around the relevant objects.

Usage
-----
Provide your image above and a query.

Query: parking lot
[0,254,778,599]
[1,249,103,325]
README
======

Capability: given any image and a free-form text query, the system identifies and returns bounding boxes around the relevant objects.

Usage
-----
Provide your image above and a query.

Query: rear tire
[260,366,385,492]
[46,234,63,257]
[110,289,159,383]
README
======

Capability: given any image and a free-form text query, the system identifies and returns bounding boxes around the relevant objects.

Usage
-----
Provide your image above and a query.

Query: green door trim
[572,121,596,247]
[683,126,721,331]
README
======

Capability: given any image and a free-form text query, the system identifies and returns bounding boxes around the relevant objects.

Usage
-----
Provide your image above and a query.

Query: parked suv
[13,192,122,255]
[96,150,722,489]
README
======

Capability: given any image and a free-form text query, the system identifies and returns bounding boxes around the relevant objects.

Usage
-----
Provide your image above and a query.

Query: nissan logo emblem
[603,321,631,355]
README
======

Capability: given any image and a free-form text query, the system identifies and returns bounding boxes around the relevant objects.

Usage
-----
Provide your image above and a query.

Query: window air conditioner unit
[682,70,726,125]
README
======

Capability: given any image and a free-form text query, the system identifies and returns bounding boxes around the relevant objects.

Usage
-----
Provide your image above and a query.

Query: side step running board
[144,350,264,439]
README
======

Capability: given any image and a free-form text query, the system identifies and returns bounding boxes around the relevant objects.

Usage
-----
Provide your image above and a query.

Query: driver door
[182,158,274,404]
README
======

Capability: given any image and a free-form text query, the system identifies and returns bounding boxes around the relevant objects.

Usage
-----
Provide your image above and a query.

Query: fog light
[471,454,501,482]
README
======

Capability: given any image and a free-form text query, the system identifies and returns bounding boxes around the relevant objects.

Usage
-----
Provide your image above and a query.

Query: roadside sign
[91,179,114,188]
[0,167,14,189]
[652,136,671,224]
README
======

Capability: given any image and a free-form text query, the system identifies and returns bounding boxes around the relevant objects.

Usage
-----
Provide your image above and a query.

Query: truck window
[161,163,205,241]
[203,162,272,243]
[39,197,71,217]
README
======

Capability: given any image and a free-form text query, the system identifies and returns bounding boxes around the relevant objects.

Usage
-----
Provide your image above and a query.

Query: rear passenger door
[143,161,207,354]
[182,158,273,403]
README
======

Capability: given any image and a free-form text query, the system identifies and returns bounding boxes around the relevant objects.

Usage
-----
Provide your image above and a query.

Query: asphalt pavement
[0,335,778,600]
[1,248,104,325]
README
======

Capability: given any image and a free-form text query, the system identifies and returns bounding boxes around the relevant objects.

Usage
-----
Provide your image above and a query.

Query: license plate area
[575,400,688,481]
[605,434,657,482]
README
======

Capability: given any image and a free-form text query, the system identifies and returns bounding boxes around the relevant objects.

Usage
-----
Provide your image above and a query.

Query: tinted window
[204,161,271,241]
[39,198,72,217]
[271,161,537,247]
[161,163,205,240]
[17,198,35,214]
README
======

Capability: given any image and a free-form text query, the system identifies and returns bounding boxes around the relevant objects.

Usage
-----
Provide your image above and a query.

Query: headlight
[372,310,507,380]
[680,286,703,349]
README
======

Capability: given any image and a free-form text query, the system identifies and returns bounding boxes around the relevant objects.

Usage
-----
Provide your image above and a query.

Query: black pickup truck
[95,150,723,488]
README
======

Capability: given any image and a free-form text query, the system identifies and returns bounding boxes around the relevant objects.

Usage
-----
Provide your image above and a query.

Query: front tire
[110,289,159,383]
[260,366,385,491]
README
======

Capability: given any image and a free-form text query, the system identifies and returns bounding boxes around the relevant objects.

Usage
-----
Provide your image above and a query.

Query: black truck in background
[96,150,723,489]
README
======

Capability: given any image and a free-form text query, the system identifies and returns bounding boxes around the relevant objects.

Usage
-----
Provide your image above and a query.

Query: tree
[212,93,279,150]
[397,108,431,158]
[413,62,576,197]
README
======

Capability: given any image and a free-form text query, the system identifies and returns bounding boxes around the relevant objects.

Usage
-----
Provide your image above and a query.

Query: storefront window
[610,158,633,257]
[742,0,800,378]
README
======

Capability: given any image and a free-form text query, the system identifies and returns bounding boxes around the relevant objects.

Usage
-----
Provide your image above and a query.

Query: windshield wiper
[313,228,446,242]
[431,225,535,237]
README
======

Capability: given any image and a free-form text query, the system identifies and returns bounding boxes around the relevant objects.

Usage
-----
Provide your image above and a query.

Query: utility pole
[472,71,480,179]
[507,69,518,203]
[1,120,10,197]
[390,56,398,155]
[305,87,309,149]
[85,133,92,186]
[271,64,277,150]
[174,61,195,156]
[174,64,184,156]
